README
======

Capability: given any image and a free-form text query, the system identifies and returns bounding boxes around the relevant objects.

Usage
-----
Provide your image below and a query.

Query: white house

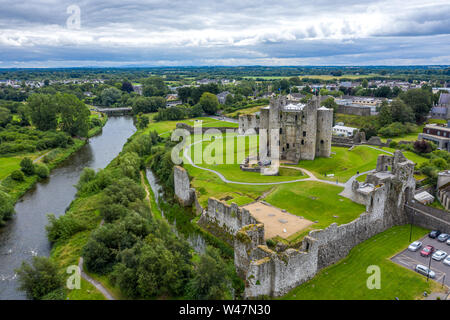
[333,125,357,137]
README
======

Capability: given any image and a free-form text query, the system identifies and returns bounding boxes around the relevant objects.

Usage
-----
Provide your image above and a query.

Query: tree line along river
[0,116,136,300]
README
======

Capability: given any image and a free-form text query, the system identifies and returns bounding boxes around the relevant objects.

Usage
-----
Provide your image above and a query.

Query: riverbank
[0,114,108,208]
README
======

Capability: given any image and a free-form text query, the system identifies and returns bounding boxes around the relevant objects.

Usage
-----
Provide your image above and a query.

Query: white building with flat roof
[333,125,357,137]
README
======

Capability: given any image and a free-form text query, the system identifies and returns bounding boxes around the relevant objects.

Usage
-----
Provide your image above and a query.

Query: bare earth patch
[242,202,314,240]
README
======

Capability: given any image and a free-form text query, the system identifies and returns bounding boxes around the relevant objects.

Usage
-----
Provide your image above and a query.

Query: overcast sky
[0,0,449,67]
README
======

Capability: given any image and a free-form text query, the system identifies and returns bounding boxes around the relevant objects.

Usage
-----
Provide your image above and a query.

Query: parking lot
[391,234,450,287]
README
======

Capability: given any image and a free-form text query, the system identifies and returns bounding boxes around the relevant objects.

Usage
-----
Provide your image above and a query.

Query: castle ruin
[239,95,333,162]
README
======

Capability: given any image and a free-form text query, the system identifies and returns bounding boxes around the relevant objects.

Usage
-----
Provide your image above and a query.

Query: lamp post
[409,211,414,243]
[427,253,432,282]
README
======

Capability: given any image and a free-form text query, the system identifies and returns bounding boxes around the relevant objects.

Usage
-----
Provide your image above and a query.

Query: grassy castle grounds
[282,225,443,300]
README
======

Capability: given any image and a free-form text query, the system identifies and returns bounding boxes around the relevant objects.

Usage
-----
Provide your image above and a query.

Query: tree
[35,164,50,179]
[400,88,432,124]
[20,157,35,176]
[199,92,219,115]
[361,79,368,88]
[0,190,15,224]
[15,256,64,300]
[414,140,433,154]
[27,94,58,131]
[390,98,414,123]
[378,101,392,127]
[0,107,12,127]
[121,81,134,93]
[142,77,168,97]
[137,114,149,129]
[11,170,25,181]
[101,87,122,107]
[131,96,166,114]
[187,246,230,300]
[55,93,90,137]
[177,87,192,104]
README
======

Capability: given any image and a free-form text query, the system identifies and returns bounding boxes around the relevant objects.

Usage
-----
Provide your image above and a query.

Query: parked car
[420,245,435,257]
[447,239,450,246]
[429,230,441,239]
[443,256,450,267]
[437,233,450,242]
[432,250,447,261]
[408,241,423,252]
[415,264,436,278]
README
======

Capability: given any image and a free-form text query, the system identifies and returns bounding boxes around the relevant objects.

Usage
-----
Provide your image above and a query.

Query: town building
[418,123,450,151]
[333,125,358,137]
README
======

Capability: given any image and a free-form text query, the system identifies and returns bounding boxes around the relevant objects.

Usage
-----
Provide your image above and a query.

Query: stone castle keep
[239,96,333,162]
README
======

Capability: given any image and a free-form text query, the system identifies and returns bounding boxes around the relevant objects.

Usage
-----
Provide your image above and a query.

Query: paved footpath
[78,257,115,300]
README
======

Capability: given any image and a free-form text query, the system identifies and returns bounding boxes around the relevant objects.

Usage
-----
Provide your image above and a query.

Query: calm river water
[0,116,136,299]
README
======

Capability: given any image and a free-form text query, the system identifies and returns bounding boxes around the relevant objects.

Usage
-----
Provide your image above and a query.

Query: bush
[414,140,433,154]
[46,213,87,243]
[0,190,15,224]
[20,157,35,176]
[15,256,64,300]
[35,164,50,179]
[11,169,25,181]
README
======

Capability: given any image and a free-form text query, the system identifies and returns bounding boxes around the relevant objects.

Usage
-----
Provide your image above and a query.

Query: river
[0,116,136,300]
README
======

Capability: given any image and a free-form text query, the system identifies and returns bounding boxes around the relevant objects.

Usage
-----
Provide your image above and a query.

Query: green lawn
[144,114,238,138]
[282,225,440,300]
[186,164,273,207]
[185,134,307,183]
[225,105,268,118]
[265,181,365,233]
[295,146,427,183]
[0,156,23,180]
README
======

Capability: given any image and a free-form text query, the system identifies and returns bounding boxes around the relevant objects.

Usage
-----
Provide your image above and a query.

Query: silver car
[432,250,447,261]
[438,233,450,242]
[444,256,450,267]
[415,264,436,278]
[447,239,450,246]
[408,241,422,252]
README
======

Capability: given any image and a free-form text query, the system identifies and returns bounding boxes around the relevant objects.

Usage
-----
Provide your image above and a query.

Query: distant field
[282,225,440,300]
[243,74,386,81]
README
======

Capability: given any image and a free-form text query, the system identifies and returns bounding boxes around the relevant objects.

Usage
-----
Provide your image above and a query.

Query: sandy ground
[242,202,314,240]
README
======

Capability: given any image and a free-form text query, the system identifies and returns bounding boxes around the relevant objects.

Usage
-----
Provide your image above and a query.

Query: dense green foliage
[0,190,15,225]
[16,256,64,300]
[0,125,72,155]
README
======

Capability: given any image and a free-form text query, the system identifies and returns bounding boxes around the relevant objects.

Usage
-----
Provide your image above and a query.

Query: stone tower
[316,106,333,157]
[257,95,332,163]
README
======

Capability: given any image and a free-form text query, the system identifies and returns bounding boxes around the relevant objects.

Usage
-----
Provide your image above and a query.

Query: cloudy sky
[0,0,449,67]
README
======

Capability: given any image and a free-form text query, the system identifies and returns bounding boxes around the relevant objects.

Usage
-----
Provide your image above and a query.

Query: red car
[420,245,435,257]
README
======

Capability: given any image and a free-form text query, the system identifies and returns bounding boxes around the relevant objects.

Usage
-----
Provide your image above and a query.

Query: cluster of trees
[356,87,434,139]
[9,157,50,183]
[16,130,234,300]
[27,93,91,137]
[0,125,73,155]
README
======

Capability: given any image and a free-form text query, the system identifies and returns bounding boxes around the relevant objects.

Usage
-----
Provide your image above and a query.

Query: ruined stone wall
[238,114,260,135]
[337,105,371,116]
[405,204,450,234]
[173,166,195,206]
[199,198,260,236]
[240,151,415,298]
